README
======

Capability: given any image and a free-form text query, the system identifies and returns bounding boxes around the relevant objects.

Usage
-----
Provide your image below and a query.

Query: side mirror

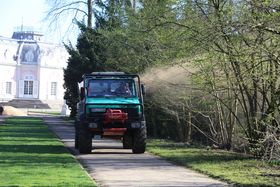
[141,84,146,96]
[80,87,85,100]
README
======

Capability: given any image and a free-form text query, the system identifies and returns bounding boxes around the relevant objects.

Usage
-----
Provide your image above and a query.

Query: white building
[0,27,68,109]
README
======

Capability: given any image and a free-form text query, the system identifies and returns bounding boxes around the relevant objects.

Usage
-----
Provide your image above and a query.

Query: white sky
[0,0,79,44]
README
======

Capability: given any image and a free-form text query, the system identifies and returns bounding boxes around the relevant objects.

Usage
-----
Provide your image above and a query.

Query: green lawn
[0,117,96,187]
[147,139,280,187]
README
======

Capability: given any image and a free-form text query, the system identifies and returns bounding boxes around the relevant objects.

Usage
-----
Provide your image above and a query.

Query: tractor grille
[120,108,139,119]
[88,108,140,120]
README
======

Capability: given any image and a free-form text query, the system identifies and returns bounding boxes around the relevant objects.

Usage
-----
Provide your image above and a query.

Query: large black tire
[78,123,92,154]
[132,126,147,154]
[123,131,133,149]
[74,120,79,149]
[74,126,79,149]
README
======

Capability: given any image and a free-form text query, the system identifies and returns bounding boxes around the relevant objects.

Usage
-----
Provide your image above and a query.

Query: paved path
[43,116,227,187]
[0,116,7,125]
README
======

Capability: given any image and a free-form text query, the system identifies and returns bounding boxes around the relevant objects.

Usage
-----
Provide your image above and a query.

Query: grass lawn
[0,117,96,187]
[147,139,280,187]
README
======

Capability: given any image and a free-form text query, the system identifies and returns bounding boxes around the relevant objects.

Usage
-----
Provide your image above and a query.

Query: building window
[24,81,33,95]
[6,82,12,94]
[51,82,57,96]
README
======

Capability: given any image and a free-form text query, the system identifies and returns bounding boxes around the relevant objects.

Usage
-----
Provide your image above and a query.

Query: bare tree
[44,0,94,42]
[45,0,137,42]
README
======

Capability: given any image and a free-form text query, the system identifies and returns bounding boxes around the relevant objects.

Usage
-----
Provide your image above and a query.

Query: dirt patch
[1,106,27,116]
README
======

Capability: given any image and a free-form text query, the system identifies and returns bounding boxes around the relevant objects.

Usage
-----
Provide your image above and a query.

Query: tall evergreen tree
[64,23,107,117]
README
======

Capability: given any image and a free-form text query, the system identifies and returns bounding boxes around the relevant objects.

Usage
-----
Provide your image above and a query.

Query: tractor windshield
[87,79,137,98]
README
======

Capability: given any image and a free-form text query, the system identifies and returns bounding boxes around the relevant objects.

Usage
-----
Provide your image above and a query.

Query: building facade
[0,28,68,108]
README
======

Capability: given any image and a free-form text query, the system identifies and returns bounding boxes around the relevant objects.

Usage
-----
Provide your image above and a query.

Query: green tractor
[75,72,146,154]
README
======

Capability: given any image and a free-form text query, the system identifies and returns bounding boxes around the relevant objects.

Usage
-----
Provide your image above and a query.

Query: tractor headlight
[131,122,141,128]
[89,123,98,128]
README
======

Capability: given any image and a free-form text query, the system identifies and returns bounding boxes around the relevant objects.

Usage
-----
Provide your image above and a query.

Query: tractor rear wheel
[132,126,146,154]
[78,123,92,154]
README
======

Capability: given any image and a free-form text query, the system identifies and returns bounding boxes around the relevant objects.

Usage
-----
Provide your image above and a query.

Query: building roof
[12,26,43,41]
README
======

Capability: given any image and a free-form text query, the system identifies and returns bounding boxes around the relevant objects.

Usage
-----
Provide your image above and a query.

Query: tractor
[75,72,146,154]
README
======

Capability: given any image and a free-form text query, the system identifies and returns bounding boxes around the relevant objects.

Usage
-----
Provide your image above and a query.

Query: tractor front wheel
[78,123,92,154]
[132,127,146,154]
[123,131,133,149]
[74,122,79,149]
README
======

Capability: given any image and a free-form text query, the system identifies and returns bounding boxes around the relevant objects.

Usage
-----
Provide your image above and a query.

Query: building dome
[19,42,40,64]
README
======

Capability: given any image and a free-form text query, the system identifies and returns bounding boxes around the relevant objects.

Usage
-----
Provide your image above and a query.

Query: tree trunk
[186,111,192,143]
[131,0,136,9]
[87,0,92,28]
[175,113,184,142]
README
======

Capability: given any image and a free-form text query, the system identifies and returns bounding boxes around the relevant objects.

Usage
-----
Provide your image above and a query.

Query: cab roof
[82,72,139,79]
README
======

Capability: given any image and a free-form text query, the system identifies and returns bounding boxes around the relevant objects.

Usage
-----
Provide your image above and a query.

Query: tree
[45,0,134,32]
[180,0,280,156]
[46,0,94,27]
[45,0,94,43]
[64,23,107,116]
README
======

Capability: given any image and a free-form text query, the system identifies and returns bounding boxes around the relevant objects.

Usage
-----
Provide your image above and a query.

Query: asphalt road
[44,116,227,187]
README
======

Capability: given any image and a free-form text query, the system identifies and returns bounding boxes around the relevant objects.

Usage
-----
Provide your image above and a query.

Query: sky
[0,0,79,44]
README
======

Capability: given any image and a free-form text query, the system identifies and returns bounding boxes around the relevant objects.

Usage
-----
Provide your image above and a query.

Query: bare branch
[47,1,87,16]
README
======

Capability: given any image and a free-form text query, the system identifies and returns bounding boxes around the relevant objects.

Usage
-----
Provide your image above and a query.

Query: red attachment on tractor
[103,109,128,125]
